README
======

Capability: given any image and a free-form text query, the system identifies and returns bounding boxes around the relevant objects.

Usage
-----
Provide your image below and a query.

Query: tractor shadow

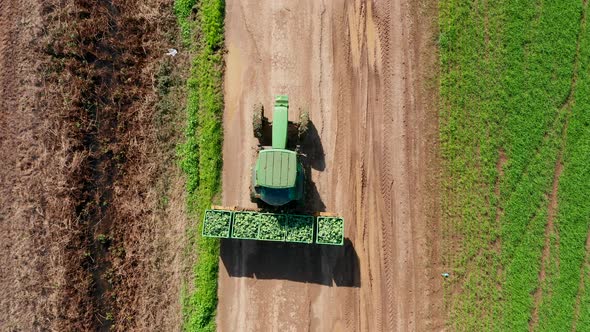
[298,120,325,172]
[304,179,325,212]
[220,238,360,287]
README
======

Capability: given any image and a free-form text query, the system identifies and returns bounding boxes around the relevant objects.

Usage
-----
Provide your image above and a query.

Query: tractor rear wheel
[249,186,260,203]
[252,103,264,138]
[249,188,256,202]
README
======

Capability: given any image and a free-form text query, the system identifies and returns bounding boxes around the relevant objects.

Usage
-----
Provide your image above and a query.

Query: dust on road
[220,0,442,331]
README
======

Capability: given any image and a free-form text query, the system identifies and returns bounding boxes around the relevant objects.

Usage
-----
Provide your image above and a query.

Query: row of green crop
[536,2,590,329]
[440,0,590,330]
[497,3,582,330]
[202,210,344,245]
[439,0,503,327]
[174,0,225,331]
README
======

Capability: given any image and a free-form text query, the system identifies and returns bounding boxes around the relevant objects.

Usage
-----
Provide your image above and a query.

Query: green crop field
[440,0,590,330]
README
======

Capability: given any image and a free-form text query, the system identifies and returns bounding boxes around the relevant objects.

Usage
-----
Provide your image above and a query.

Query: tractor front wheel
[253,103,264,138]
[298,111,309,138]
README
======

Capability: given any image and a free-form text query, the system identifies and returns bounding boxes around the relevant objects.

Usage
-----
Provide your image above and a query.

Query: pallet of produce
[316,216,344,245]
[202,210,233,238]
[258,213,287,241]
[285,215,314,243]
[231,211,261,240]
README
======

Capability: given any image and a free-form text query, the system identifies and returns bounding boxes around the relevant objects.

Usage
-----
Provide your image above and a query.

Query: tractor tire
[250,167,259,202]
[298,111,309,138]
[249,186,260,203]
[252,103,264,138]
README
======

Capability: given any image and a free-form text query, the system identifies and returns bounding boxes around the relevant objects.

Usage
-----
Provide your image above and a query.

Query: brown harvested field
[220,0,442,331]
[1,0,186,330]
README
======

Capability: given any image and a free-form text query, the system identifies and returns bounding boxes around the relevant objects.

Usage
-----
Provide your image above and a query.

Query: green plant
[156,60,174,96]
[174,0,197,44]
[286,215,314,243]
[202,210,232,238]
[97,234,111,245]
[298,111,309,137]
[113,246,125,259]
[316,217,344,245]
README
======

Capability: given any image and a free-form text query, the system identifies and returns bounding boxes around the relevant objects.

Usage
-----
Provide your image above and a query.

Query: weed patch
[175,0,225,331]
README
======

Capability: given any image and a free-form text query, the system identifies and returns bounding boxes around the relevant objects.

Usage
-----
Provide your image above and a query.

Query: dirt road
[220,0,442,330]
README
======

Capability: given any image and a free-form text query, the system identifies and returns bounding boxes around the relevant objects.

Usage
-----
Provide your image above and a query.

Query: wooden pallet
[210,205,262,212]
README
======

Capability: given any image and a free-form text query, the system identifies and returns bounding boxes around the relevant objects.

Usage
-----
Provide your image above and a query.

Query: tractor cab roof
[255,149,297,189]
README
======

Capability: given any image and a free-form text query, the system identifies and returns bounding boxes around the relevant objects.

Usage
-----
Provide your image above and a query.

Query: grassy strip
[440,0,590,330]
[174,0,225,331]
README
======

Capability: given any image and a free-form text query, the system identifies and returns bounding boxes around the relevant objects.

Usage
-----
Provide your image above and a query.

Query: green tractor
[250,95,308,206]
[201,95,345,246]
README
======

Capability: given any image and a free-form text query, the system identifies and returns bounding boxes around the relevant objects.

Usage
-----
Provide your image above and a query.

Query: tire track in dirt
[371,1,399,328]
[219,0,441,330]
